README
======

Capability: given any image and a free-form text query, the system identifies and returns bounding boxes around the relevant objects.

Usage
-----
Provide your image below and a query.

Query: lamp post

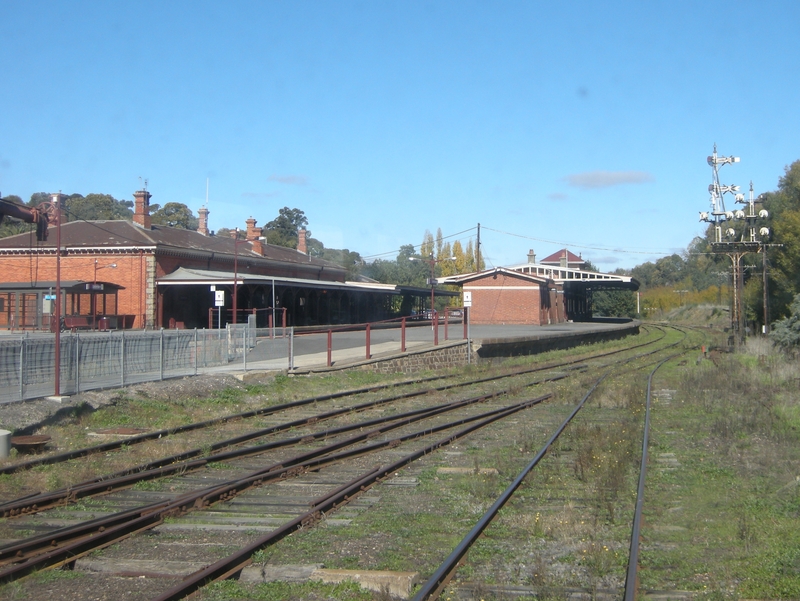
[94,260,117,286]
[48,193,66,398]
[232,229,251,325]
[92,260,117,327]
[410,253,456,345]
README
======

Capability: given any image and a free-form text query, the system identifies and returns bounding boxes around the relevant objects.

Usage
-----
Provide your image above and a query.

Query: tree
[592,289,637,318]
[763,162,800,320]
[0,195,33,238]
[770,294,800,352]
[265,207,308,249]
[150,202,199,229]
[320,247,364,280]
[420,230,434,258]
[64,193,133,222]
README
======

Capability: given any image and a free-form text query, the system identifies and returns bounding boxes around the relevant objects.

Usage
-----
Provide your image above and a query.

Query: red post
[444,308,449,341]
[365,323,371,359]
[401,317,406,352]
[268,312,274,339]
[54,197,62,396]
[233,233,240,325]
[208,307,213,330]
[327,329,332,367]
[434,311,439,346]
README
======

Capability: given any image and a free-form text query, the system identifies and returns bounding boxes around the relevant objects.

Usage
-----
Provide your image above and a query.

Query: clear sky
[1,1,798,270]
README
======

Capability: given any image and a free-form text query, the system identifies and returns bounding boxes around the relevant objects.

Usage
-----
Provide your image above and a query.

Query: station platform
[213,320,641,375]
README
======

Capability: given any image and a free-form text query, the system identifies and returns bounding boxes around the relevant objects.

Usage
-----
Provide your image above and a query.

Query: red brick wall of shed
[0,253,152,328]
[557,290,567,322]
[465,273,545,325]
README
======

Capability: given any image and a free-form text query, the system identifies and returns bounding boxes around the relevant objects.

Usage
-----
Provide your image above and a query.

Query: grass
[196,580,377,601]
[637,336,800,598]
[8,326,797,598]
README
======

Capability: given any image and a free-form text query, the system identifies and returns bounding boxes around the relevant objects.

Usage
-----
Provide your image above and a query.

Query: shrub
[770,294,800,351]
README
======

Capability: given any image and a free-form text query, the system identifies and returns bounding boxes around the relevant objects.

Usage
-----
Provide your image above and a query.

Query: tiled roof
[0,220,343,270]
[539,248,585,265]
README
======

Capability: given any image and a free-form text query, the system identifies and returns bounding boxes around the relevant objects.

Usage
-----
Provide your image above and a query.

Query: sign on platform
[463,291,472,307]
[214,290,225,306]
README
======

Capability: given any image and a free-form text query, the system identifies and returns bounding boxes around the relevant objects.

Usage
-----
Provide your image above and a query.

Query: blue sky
[1,1,798,270]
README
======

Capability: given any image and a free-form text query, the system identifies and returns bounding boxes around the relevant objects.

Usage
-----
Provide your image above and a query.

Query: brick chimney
[559,250,568,268]
[245,217,264,255]
[527,249,536,264]
[197,206,209,236]
[133,190,152,229]
[297,228,307,254]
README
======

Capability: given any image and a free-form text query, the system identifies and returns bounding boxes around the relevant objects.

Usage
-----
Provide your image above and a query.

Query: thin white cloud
[564,170,654,189]
[268,174,309,186]
[547,192,568,201]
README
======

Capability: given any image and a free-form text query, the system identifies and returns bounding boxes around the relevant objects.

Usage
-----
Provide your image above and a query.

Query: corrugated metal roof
[157,267,400,294]
[440,267,553,285]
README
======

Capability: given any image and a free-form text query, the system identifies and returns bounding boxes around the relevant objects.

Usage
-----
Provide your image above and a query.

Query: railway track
[411,354,679,601]
[0,325,705,600]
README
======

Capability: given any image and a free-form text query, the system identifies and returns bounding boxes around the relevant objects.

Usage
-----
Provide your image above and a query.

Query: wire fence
[0,323,294,404]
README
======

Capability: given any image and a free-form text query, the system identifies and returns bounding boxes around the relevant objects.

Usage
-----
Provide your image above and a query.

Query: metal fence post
[401,317,406,352]
[121,330,125,387]
[242,326,247,372]
[160,329,164,381]
[365,323,371,360]
[75,333,80,394]
[289,327,294,370]
[19,335,24,401]
[327,329,332,367]
[194,328,198,376]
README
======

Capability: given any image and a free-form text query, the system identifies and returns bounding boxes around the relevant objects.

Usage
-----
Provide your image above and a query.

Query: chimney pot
[197,206,210,236]
[133,190,152,229]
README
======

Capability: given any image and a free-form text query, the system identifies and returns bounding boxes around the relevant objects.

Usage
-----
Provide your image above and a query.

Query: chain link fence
[0,324,294,404]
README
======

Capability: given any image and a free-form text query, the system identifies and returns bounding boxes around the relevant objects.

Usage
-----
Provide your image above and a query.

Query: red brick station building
[0,191,637,330]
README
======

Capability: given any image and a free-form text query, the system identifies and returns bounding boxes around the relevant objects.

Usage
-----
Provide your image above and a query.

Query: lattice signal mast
[699,145,770,348]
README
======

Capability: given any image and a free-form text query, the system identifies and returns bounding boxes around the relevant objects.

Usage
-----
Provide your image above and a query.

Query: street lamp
[410,253,456,345]
[94,260,117,285]
[92,260,117,326]
[232,229,253,325]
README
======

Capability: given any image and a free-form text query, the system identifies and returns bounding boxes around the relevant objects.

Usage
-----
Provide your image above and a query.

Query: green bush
[770,294,800,351]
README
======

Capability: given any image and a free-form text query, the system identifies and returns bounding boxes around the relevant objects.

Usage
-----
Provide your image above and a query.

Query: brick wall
[350,341,472,375]
[0,252,153,328]
[464,272,545,325]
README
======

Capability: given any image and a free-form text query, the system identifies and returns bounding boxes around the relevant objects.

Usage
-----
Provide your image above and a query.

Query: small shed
[442,268,564,326]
